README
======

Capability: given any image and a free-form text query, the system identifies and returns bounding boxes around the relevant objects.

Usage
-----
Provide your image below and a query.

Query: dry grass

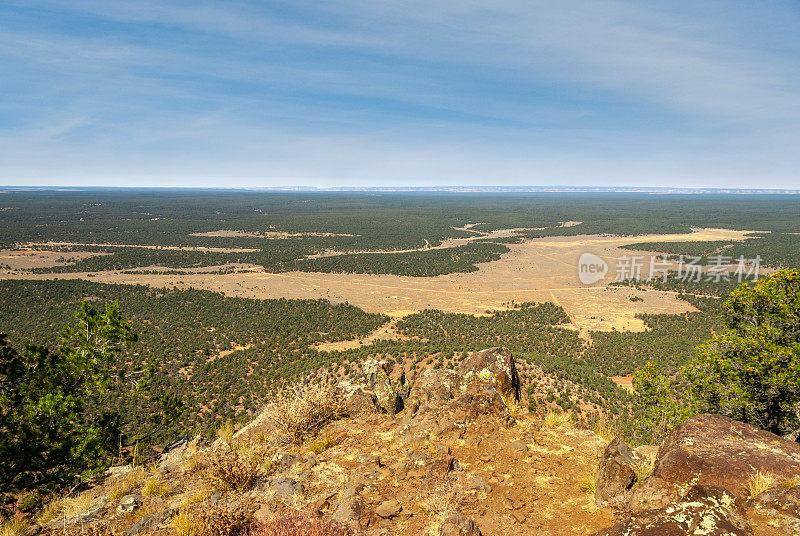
[216,420,235,448]
[780,475,800,489]
[142,477,172,498]
[109,466,148,500]
[580,471,598,494]
[181,435,203,473]
[0,518,29,536]
[307,430,340,455]
[591,416,617,442]
[37,492,98,524]
[171,511,198,536]
[178,487,213,509]
[261,383,348,446]
[544,411,571,429]
[746,470,776,498]
[501,393,522,419]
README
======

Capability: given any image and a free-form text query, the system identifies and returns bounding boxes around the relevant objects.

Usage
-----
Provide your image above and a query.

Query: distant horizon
[3,185,800,194]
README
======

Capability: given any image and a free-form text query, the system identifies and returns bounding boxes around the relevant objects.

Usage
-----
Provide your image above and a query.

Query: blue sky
[1,1,800,188]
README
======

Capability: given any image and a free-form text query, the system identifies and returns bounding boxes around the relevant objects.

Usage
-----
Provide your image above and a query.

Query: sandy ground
[0,228,752,337]
[0,249,110,269]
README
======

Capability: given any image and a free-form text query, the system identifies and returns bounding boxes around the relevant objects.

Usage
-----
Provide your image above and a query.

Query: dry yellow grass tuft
[0,518,29,536]
[109,467,148,500]
[746,470,776,498]
[545,411,571,429]
[501,393,522,419]
[171,511,198,536]
[181,434,203,473]
[591,416,617,443]
[142,477,172,498]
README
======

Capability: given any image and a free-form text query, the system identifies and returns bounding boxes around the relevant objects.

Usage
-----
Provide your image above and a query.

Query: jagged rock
[750,485,800,534]
[426,455,455,482]
[333,483,367,527]
[751,485,800,517]
[650,414,800,499]
[629,476,682,513]
[375,499,401,518]
[269,477,304,497]
[106,465,134,479]
[407,368,461,412]
[592,485,752,536]
[123,510,170,536]
[116,494,139,515]
[337,359,402,415]
[457,347,520,402]
[439,512,481,536]
[595,437,643,506]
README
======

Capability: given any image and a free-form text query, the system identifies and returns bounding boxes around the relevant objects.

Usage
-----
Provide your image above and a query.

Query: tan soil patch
[0,249,109,269]
[191,230,357,238]
[30,242,259,253]
[312,318,411,351]
[1,228,752,334]
[610,376,634,392]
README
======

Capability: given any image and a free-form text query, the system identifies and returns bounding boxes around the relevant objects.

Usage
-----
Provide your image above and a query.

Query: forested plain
[2,190,799,276]
[1,190,799,452]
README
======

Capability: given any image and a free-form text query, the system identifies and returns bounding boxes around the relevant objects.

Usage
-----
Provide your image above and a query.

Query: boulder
[750,485,800,534]
[407,368,461,412]
[592,485,752,536]
[439,512,481,536]
[116,494,139,515]
[332,483,367,527]
[337,359,402,415]
[374,499,401,519]
[269,477,304,497]
[595,437,644,506]
[457,347,520,402]
[650,414,800,499]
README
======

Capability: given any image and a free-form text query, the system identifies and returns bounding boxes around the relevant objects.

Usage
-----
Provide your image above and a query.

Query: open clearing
[0,228,752,336]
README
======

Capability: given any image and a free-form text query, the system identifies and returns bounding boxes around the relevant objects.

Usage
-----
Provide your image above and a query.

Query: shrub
[262,384,347,446]
[200,450,261,491]
[686,270,800,436]
[199,504,254,536]
[250,515,357,536]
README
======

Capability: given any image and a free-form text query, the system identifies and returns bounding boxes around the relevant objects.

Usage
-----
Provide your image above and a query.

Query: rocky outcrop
[595,437,644,506]
[337,358,403,415]
[407,368,461,412]
[439,512,482,536]
[650,414,800,499]
[457,347,520,402]
[750,486,800,534]
[592,485,751,536]
[593,414,800,535]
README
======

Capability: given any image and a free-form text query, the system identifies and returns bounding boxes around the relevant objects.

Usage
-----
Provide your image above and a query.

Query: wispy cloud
[1,1,799,187]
